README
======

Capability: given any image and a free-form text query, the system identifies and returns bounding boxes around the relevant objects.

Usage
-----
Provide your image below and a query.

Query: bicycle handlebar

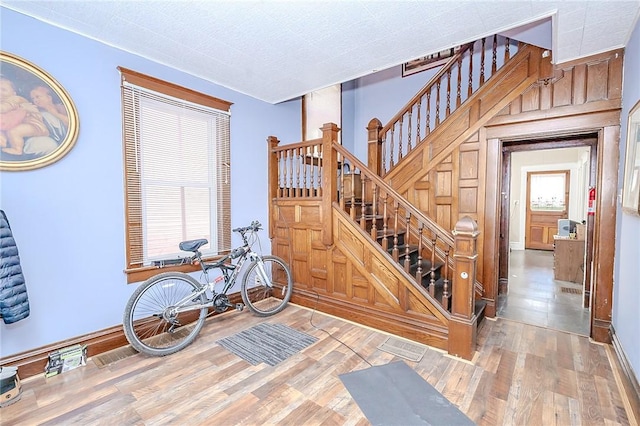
[232,220,262,235]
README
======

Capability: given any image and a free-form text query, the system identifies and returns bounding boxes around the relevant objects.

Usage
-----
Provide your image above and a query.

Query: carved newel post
[267,135,280,240]
[321,122,340,246]
[367,118,383,176]
[448,216,480,360]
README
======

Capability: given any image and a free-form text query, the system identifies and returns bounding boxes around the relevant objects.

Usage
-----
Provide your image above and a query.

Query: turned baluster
[389,127,395,168]
[429,236,437,297]
[360,174,367,230]
[415,223,424,283]
[446,68,451,117]
[468,42,474,98]
[398,116,403,160]
[426,91,431,135]
[492,34,498,75]
[435,80,441,126]
[370,184,378,240]
[404,212,411,273]
[480,37,486,85]
[416,97,422,143]
[504,37,511,62]
[392,202,399,262]
[442,248,450,311]
[407,109,412,153]
[381,194,389,252]
[288,148,294,198]
[456,55,462,108]
[349,170,356,221]
[295,147,301,197]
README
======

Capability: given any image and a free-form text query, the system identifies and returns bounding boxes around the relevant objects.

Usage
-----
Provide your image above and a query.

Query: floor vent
[561,287,581,294]
[377,337,428,362]
[92,346,137,368]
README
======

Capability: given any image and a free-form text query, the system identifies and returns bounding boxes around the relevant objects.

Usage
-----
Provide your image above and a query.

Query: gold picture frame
[402,46,461,77]
[1,51,79,171]
[622,99,640,215]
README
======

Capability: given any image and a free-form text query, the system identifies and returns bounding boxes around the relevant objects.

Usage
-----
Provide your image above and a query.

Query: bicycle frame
[170,236,271,315]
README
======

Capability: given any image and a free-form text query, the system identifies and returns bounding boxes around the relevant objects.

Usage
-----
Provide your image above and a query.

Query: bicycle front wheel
[123,272,207,356]
[241,255,292,316]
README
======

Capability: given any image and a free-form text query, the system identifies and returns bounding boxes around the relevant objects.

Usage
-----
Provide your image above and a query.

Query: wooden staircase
[268,35,547,360]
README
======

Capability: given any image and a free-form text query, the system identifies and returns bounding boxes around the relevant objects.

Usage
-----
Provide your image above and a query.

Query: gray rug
[217,323,318,366]
[339,361,475,426]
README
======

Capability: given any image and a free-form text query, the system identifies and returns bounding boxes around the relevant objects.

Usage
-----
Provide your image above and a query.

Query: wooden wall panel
[586,61,609,102]
[552,69,573,107]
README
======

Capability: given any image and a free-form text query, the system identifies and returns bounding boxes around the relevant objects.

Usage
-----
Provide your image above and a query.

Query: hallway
[497,249,590,336]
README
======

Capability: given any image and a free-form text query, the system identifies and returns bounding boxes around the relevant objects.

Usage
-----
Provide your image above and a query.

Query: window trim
[119,67,233,283]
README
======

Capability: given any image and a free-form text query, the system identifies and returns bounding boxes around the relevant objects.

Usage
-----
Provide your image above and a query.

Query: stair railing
[380,35,516,176]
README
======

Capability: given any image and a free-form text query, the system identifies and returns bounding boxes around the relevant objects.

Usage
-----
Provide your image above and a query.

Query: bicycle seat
[179,239,208,252]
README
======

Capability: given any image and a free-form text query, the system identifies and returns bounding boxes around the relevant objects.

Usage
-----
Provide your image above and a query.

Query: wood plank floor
[2,304,636,425]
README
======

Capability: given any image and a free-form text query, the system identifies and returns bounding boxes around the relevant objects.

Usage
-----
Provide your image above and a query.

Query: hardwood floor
[2,304,636,425]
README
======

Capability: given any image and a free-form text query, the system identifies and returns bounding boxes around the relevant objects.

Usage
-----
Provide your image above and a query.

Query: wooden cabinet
[553,238,585,283]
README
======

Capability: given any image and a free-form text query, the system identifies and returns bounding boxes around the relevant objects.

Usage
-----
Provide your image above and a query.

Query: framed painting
[622,99,640,215]
[402,46,461,77]
[0,51,79,171]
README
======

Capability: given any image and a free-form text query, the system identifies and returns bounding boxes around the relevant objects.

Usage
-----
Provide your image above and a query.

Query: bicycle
[123,221,293,357]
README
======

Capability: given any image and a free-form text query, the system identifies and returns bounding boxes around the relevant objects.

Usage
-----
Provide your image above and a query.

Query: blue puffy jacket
[0,210,30,324]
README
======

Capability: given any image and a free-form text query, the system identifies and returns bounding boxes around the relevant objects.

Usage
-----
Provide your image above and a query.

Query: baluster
[429,236,436,296]
[446,68,451,117]
[382,134,387,174]
[492,34,498,75]
[317,143,323,197]
[456,55,462,108]
[404,212,411,273]
[288,148,294,198]
[381,194,389,252]
[426,91,431,135]
[360,174,367,230]
[392,202,399,262]
[389,127,395,168]
[350,171,356,220]
[415,223,424,283]
[398,116,403,160]
[416,97,422,143]
[442,248,450,311]
[370,184,378,240]
[301,147,307,197]
[278,150,284,198]
[407,110,412,153]
[295,147,301,197]
[435,80,441,126]
[504,37,511,62]
[480,37,486,85]
[468,42,474,97]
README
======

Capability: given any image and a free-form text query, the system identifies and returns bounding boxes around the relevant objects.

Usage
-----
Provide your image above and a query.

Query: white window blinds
[121,75,231,268]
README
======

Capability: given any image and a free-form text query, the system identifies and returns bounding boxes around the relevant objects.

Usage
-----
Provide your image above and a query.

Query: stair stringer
[385,44,544,195]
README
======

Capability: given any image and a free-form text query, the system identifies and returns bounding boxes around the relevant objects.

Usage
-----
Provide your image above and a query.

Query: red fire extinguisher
[588,187,596,216]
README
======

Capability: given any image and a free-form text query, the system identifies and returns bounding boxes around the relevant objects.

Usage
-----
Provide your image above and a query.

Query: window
[119,67,232,283]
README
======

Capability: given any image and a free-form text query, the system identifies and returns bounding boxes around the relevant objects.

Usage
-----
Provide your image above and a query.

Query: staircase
[268,35,547,360]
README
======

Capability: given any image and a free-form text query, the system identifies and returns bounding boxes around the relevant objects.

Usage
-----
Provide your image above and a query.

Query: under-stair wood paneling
[272,200,451,351]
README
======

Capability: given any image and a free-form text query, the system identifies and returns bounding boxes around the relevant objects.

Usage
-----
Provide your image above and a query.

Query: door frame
[494,132,609,340]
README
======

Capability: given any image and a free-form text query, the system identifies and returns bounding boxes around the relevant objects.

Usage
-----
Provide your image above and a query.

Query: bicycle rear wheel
[241,255,292,316]
[123,272,207,356]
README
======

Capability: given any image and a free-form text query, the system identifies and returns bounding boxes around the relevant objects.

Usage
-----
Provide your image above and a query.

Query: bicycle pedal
[235,303,244,311]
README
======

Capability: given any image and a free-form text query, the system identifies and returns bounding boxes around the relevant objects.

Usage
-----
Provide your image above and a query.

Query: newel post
[448,216,480,360]
[367,118,383,175]
[321,122,340,246]
[267,135,280,240]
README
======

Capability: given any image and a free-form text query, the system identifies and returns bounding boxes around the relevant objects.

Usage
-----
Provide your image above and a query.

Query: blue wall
[0,8,300,357]
[614,17,640,384]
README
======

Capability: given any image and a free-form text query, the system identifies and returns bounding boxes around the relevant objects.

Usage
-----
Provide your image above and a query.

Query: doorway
[497,136,596,336]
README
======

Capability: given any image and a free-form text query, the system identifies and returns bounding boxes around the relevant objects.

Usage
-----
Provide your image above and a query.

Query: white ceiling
[3,1,640,104]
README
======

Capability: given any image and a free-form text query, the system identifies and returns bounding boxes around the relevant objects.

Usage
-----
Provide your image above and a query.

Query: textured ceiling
[3,1,640,104]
